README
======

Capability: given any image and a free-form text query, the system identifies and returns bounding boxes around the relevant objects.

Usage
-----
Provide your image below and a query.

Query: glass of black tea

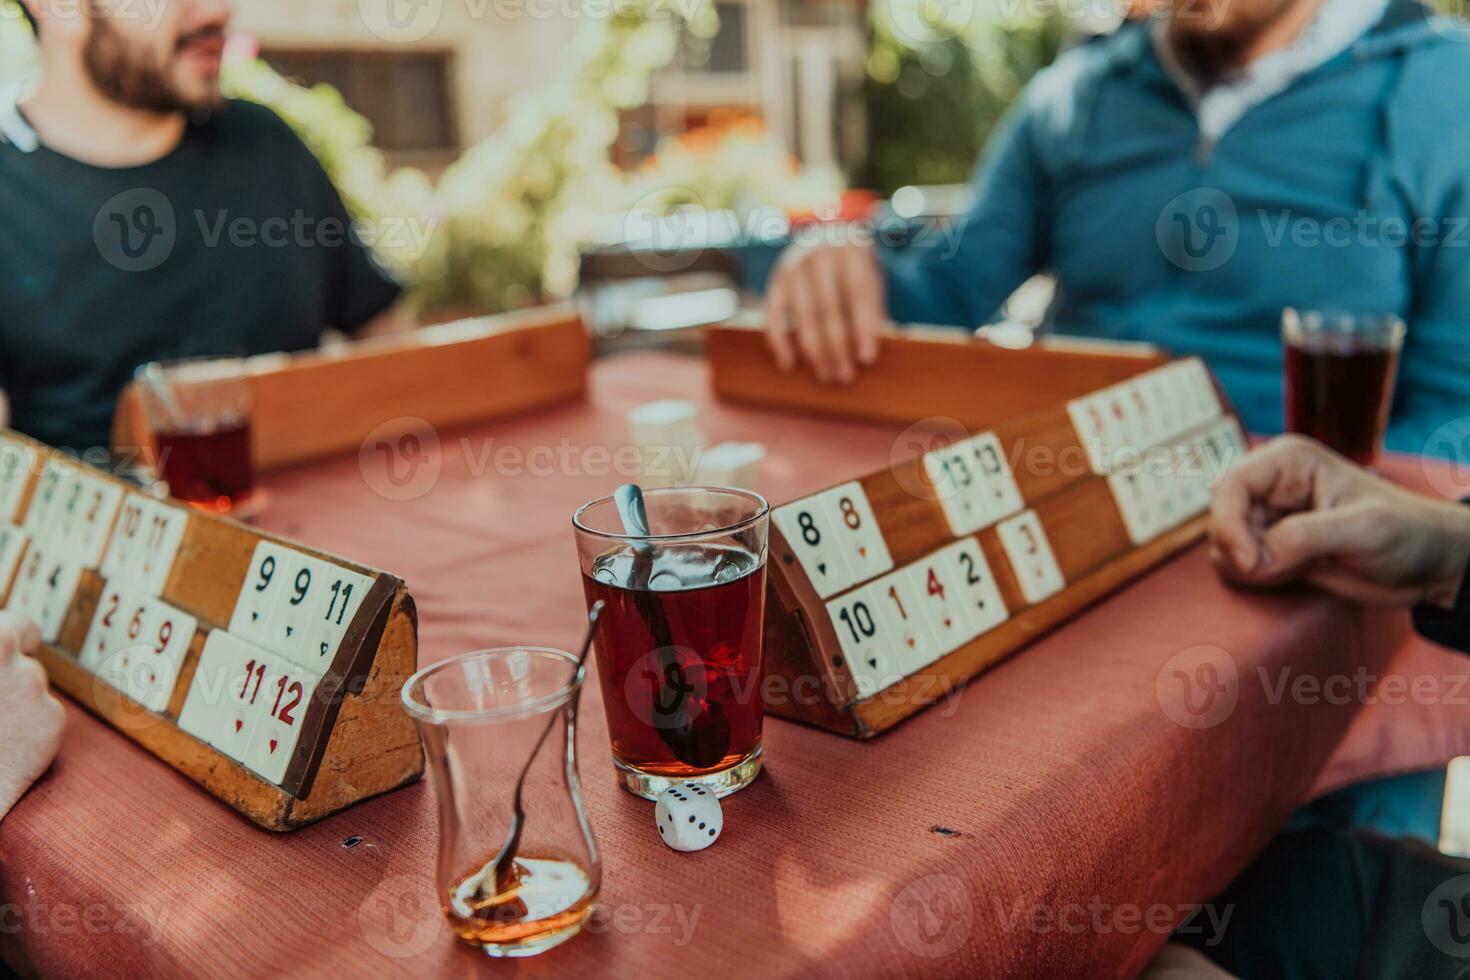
[134,357,259,516]
[572,487,769,800]
[1282,309,1405,467]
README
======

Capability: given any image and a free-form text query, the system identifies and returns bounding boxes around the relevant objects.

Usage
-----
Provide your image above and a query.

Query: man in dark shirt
[1193,434,1470,976]
[0,0,406,452]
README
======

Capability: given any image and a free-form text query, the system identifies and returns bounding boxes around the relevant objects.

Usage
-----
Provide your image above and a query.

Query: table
[4,351,1469,978]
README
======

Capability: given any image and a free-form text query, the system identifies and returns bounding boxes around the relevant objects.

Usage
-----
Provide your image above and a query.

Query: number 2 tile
[939,538,1009,637]
[900,560,978,659]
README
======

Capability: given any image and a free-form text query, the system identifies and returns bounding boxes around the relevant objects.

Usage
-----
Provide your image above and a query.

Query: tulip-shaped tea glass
[403,648,601,958]
[573,486,769,800]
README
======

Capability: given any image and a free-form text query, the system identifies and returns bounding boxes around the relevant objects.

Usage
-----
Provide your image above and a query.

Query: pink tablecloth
[3,351,1467,979]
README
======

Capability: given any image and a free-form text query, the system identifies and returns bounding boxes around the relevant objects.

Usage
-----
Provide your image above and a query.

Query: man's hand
[762,241,888,384]
[0,612,64,821]
[1209,435,1470,609]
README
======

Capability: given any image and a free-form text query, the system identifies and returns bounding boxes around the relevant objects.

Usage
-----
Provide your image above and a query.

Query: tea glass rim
[1281,308,1406,346]
[133,354,251,388]
[571,485,770,544]
[401,647,585,726]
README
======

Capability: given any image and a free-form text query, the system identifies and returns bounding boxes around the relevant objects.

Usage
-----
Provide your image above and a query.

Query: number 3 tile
[996,510,1066,606]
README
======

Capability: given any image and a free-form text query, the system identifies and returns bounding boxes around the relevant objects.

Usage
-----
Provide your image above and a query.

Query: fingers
[841,246,886,367]
[1209,435,1328,574]
[0,611,40,656]
[1247,507,1368,584]
[786,273,832,383]
[762,273,796,372]
[763,244,885,383]
[811,256,854,384]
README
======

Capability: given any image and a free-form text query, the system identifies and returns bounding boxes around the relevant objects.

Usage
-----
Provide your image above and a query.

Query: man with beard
[0,1,408,452]
[761,0,1470,458]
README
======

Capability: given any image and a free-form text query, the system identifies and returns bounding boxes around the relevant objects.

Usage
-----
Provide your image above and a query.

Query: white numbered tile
[100,494,149,583]
[817,483,893,584]
[21,461,71,545]
[940,538,1010,636]
[1173,444,1212,514]
[0,525,28,601]
[1095,387,1139,466]
[80,581,131,672]
[967,433,1024,523]
[305,565,375,667]
[900,559,979,658]
[119,599,198,712]
[6,544,47,614]
[1145,369,1186,444]
[869,570,943,672]
[229,541,295,646]
[0,443,36,524]
[185,632,276,762]
[268,552,334,664]
[1180,359,1222,427]
[130,500,188,596]
[33,556,83,643]
[826,585,900,700]
[772,498,854,600]
[179,628,245,752]
[1066,395,1112,475]
[922,443,988,536]
[1145,466,1183,534]
[996,511,1067,606]
[1120,379,1162,451]
[243,662,321,785]
[1108,470,1158,546]
[67,476,124,569]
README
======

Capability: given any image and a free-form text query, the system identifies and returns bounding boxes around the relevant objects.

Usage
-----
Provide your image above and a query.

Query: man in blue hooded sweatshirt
[762,0,1470,457]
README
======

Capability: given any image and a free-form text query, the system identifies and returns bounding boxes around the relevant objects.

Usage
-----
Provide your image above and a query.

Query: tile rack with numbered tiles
[111,303,591,472]
[757,356,1249,738]
[0,429,424,831]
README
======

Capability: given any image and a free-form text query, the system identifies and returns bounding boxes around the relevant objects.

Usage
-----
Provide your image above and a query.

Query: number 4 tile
[901,558,979,658]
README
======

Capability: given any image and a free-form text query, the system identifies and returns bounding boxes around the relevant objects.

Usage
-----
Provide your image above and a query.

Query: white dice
[654,781,723,852]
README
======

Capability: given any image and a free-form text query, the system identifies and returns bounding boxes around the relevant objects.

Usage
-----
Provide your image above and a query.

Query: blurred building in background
[236,0,866,178]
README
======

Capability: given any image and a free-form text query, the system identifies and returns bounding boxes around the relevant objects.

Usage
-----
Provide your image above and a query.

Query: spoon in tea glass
[485,600,605,900]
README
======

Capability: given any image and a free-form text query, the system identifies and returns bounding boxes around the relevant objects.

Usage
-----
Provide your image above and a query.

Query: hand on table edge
[0,611,64,823]
[762,240,891,385]
[1207,434,1470,611]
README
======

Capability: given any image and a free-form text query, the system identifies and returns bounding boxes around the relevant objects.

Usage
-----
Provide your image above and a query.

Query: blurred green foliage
[859,13,1066,196]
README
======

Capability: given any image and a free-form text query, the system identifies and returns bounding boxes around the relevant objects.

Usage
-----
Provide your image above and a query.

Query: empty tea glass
[572,487,769,801]
[403,648,601,958]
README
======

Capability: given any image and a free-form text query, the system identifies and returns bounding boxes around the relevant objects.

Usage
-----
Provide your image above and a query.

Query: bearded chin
[83,17,220,114]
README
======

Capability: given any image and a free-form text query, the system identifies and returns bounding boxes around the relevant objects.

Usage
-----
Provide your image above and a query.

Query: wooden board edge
[283,587,424,829]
